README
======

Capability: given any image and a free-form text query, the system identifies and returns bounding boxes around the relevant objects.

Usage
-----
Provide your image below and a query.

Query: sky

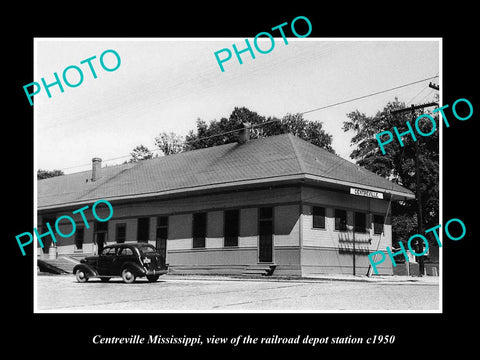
[34,38,440,174]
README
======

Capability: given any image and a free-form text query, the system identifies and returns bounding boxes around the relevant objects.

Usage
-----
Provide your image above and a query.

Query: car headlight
[143,257,151,264]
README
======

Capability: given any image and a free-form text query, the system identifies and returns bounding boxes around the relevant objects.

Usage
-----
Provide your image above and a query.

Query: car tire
[121,268,136,284]
[75,269,89,283]
[100,277,111,282]
[146,275,160,282]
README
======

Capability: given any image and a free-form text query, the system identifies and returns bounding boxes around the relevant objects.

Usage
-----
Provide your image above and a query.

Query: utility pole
[352,225,356,276]
[429,82,439,91]
[391,102,437,276]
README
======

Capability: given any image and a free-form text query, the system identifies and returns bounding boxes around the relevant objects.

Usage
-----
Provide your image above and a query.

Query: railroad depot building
[37,132,415,276]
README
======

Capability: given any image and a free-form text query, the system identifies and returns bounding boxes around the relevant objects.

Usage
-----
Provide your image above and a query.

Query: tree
[342,97,439,249]
[128,145,153,163]
[154,132,185,155]
[184,106,334,153]
[276,113,334,152]
[37,169,64,180]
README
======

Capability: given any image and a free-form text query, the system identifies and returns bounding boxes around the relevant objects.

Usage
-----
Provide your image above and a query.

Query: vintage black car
[73,243,168,284]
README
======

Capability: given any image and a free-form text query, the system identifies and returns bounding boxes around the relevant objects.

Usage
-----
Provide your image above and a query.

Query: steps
[38,256,81,274]
[242,264,276,276]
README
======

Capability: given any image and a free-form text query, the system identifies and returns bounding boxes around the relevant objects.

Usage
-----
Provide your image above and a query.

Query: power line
[406,84,429,105]
[406,71,438,106]
[55,75,440,172]
[300,75,439,115]
[182,75,440,146]
[60,119,284,171]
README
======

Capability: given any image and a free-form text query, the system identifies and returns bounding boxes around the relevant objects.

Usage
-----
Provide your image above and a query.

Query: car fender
[73,264,99,277]
[121,262,146,277]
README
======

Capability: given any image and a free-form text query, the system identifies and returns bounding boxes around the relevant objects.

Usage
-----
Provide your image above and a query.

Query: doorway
[40,217,56,256]
[95,232,107,255]
[156,216,168,265]
[94,221,108,255]
[258,207,273,263]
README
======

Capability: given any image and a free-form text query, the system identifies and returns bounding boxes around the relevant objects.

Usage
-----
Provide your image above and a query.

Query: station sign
[350,187,384,199]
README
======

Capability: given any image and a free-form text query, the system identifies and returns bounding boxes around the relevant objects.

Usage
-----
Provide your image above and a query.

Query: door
[41,218,56,255]
[156,229,167,266]
[96,232,107,255]
[97,246,117,275]
[114,246,135,275]
[94,221,109,255]
[258,207,273,263]
[156,216,168,265]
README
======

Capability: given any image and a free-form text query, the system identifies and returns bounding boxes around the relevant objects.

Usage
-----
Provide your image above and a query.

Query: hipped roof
[38,133,414,210]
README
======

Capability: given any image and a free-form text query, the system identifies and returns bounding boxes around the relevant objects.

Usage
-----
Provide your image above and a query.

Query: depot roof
[37,133,415,210]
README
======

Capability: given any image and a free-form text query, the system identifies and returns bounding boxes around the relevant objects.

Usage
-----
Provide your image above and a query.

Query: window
[119,247,133,256]
[224,209,239,247]
[374,215,384,235]
[193,212,207,248]
[312,206,325,229]
[116,223,126,243]
[139,244,157,254]
[101,247,117,256]
[75,227,84,250]
[137,217,150,242]
[335,209,347,231]
[354,212,367,233]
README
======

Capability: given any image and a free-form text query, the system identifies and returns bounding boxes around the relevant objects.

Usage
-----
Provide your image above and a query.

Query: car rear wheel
[146,275,160,282]
[75,269,89,283]
[121,268,136,284]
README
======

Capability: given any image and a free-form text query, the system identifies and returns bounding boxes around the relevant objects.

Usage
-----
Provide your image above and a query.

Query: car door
[114,246,136,275]
[97,246,117,275]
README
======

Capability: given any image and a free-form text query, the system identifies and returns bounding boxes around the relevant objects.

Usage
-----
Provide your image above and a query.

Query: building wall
[37,184,395,276]
[300,186,393,275]
[167,204,301,275]
[38,186,303,275]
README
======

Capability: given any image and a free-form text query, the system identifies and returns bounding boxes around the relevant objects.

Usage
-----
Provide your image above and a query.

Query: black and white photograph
[33,37,441,313]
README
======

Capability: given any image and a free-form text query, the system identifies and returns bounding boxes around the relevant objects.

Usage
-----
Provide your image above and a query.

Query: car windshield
[139,245,157,254]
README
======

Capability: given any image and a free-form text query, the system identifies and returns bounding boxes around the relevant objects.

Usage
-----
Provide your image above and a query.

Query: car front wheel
[121,268,136,284]
[146,275,160,282]
[75,269,89,283]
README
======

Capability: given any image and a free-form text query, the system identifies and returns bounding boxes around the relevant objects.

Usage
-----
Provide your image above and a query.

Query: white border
[33,37,442,314]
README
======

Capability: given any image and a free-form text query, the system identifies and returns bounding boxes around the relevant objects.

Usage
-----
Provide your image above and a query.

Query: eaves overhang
[37,172,415,212]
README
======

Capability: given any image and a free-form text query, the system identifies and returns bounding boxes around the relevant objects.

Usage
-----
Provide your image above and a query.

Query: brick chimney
[237,122,251,144]
[91,157,102,182]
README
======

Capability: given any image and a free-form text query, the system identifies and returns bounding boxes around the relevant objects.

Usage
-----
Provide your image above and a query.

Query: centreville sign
[349,187,384,199]
[16,199,113,256]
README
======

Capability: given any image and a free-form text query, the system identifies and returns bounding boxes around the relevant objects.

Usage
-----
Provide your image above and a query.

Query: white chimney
[238,122,251,144]
[91,157,102,182]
